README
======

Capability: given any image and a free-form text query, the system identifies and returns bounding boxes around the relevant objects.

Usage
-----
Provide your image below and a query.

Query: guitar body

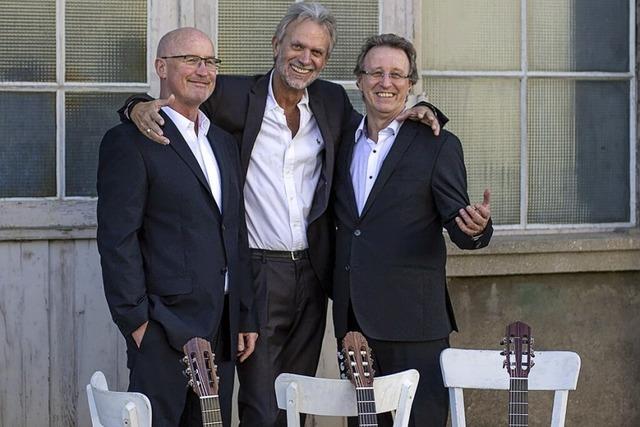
[501,321,535,427]
[183,337,223,427]
[341,331,378,427]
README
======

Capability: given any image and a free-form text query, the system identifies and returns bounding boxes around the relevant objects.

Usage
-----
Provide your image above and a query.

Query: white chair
[86,371,152,427]
[440,349,581,427]
[275,369,419,427]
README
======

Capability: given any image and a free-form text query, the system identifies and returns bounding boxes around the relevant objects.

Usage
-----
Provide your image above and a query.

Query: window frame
[0,0,151,231]
[421,0,637,231]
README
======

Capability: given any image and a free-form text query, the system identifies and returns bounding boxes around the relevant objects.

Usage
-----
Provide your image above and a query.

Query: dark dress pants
[126,309,234,427]
[237,253,327,427]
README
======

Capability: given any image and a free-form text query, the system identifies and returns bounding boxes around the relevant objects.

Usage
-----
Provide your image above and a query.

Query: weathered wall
[1,236,639,426]
[448,271,640,427]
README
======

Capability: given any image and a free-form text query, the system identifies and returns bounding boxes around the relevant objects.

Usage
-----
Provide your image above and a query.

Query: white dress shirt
[350,117,403,215]
[161,106,228,291]
[243,71,325,251]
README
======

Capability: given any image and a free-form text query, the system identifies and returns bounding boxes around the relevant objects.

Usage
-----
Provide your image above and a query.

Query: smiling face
[357,45,413,121]
[155,30,216,118]
[272,18,330,91]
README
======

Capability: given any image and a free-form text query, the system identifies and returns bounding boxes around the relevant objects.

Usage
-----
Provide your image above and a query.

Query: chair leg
[286,383,301,427]
[449,388,466,427]
[550,390,569,427]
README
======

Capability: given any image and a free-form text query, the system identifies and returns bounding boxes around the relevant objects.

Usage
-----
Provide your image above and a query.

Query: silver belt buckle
[291,251,302,261]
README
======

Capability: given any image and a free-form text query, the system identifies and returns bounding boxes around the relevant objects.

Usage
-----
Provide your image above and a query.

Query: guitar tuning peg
[182,367,191,377]
[500,350,507,356]
[181,356,189,365]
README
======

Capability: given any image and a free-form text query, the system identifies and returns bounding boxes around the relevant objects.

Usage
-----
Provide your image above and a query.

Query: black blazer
[332,120,493,342]
[97,111,255,354]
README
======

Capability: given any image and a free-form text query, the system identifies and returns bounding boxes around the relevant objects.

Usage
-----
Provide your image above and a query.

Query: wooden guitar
[501,321,535,427]
[182,337,222,426]
[340,331,377,427]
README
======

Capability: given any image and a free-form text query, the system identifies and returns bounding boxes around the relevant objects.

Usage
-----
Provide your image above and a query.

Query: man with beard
[119,3,445,426]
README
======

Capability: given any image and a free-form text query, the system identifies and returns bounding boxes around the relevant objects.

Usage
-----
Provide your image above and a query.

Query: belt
[250,249,309,261]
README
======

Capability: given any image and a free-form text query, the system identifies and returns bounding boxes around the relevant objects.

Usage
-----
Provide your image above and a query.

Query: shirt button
[354,229,361,237]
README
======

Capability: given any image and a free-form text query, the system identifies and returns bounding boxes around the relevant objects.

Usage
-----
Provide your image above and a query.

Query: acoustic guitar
[501,321,535,427]
[182,337,222,426]
[340,331,378,427]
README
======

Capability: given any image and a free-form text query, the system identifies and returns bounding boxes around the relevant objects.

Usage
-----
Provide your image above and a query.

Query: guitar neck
[355,386,378,427]
[508,377,528,427]
[200,395,223,427]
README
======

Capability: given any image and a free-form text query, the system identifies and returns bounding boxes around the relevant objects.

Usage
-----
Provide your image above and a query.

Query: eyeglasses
[361,70,410,81]
[161,55,221,70]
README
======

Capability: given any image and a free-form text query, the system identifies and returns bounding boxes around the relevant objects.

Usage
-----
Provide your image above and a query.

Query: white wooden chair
[440,349,581,427]
[274,369,419,427]
[86,371,152,427]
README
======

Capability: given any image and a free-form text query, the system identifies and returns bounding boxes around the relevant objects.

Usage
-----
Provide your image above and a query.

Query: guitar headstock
[182,337,219,397]
[501,321,535,378]
[340,331,375,388]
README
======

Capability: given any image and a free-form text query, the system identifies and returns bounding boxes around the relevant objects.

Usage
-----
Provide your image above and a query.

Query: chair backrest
[86,371,152,427]
[275,369,419,427]
[440,349,581,427]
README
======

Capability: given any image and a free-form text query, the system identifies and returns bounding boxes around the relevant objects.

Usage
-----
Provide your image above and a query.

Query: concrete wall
[448,271,640,426]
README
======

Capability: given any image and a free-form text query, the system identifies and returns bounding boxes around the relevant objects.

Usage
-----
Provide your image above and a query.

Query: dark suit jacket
[97,111,255,355]
[332,120,493,342]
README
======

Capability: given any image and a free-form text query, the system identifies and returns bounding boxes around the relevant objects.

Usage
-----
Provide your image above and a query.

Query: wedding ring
[146,128,151,133]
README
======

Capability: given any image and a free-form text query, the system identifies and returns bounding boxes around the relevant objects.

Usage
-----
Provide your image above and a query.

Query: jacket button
[221,225,226,231]
[353,229,361,237]
[345,265,351,271]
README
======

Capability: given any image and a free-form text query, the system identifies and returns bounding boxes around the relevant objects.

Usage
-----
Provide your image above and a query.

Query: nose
[299,49,311,64]
[378,73,393,87]
[195,60,209,75]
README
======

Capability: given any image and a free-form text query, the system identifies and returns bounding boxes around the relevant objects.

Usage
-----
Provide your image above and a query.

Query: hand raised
[131,94,175,145]
[455,189,491,237]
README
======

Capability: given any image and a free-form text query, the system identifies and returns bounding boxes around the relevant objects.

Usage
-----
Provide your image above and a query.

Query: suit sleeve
[96,128,149,337]
[432,132,493,249]
[117,93,155,123]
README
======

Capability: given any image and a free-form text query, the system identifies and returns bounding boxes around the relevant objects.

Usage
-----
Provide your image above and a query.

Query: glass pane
[318,0,378,80]
[423,78,521,225]
[423,0,520,71]
[528,79,630,223]
[0,92,56,197]
[65,93,128,196]
[528,0,629,72]
[218,0,292,75]
[0,0,56,82]
[345,88,364,116]
[66,0,147,82]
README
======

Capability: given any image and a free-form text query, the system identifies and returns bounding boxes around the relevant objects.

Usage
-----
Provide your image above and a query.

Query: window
[422,0,635,229]
[216,0,379,112]
[0,0,147,200]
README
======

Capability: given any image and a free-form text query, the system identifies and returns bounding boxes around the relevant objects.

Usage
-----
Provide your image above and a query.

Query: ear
[356,75,362,90]
[155,58,167,79]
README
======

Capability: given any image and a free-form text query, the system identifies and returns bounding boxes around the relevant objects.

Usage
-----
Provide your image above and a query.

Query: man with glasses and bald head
[97,28,257,427]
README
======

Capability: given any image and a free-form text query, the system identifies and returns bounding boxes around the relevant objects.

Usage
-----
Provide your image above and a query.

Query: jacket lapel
[205,125,227,217]
[339,124,360,221]
[359,121,418,219]
[307,82,335,224]
[163,110,221,219]
[240,73,270,175]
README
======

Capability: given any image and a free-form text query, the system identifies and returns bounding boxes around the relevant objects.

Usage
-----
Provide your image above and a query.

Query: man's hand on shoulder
[237,332,259,363]
[131,94,175,145]
[456,189,491,237]
[397,105,441,136]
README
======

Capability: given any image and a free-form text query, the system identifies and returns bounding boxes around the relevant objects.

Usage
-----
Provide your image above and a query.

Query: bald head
[157,27,213,58]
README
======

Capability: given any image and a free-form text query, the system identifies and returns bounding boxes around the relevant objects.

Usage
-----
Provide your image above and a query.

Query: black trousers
[237,253,327,427]
[126,301,234,427]
[344,304,450,427]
